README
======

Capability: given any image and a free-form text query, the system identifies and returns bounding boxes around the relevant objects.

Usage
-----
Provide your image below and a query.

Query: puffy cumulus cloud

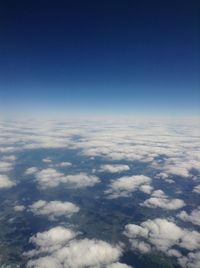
[124,218,200,267]
[0,161,13,172]
[179,251,200,268]
[35,168,100,189]
[64,173,100,188]
[1,155,16,161]
[139,184,153,194]
[193,185,200,194]
[27,256,62,268]
[29,200,79,219]
[0,174,15,189]
[14,205,25,212]
[105,175,152,199]
[25,167,38,175]
[155,172,174,184]
[53,239,122,267]
[56,162,72,168]
[177,207,200,226]
[100,164,130,173]
[29,226,76,250]
[25,226,128,268]
[161,159,200,178]
[141,190,185,210]
[42,158,52,163]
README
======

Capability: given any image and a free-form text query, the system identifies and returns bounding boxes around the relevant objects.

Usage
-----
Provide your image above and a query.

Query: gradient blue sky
[0,0,199,117]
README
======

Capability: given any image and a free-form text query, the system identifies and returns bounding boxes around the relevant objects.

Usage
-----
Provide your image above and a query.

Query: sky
[0,0,199,118]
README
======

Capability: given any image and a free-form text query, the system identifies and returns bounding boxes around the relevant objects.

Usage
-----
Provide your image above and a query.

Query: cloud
[105,175,152,198]
[193,185,200,194]
[42,158,52,163]
[141,190,185,210]
[161,159,200,178]
[25,226,128,268]
[106,262,132,268]
[29,200,79,219]
[99,164,130,173]
[14,205,25,212]
[0,174,15,189]
[1,155,16,161]
[124,218,200,267]
[177,207,200,226]
[179,251,200,268]
[35,168,100,189]
[25,167,38,175]
[56,162,72,167]
[0,161,13,172]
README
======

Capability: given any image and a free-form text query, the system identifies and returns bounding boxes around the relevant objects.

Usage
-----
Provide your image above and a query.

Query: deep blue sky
[0,0,199,117]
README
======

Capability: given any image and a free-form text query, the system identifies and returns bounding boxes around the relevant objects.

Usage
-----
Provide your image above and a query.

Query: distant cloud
[141,189,185,210]
[35,168,100,189]
[29,200,79,220]
[25,226,128,268]
[0,174,15,189]
[100,164,130,173]
[105,175,152,199]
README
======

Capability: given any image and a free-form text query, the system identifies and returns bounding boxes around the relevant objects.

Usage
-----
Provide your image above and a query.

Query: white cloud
[35,168,100,189]
[193,185,200,194]
[25,167,38,175]
[124,218,200,267]
[177,207,200,226]
[0,174,15,189]
[1,155,16,161]
[0,161,13,172]
[29,200,79,219]
[26,256,62,268]
[179,251,200,268]
[25,226,127,268]
[139,185,153,194]
[105,175,152,198]
[56,162,72,167]
[14,205,25,212]
[100,164,130,173]
[42,158,52,163]
[106,262,132,268]
[141,190,185,210]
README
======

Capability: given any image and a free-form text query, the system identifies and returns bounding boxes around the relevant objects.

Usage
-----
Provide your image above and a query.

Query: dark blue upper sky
[0,0,199,117]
